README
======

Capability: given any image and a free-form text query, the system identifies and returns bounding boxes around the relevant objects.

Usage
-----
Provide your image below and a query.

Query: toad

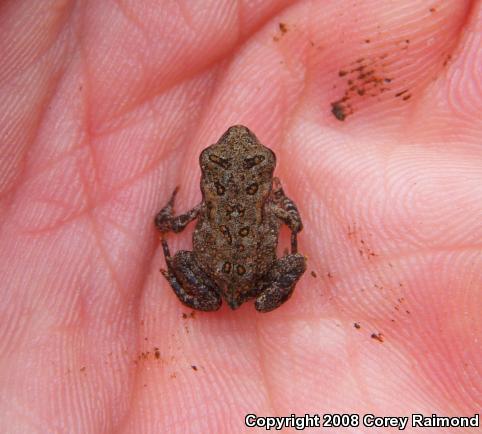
[155,125,306,312]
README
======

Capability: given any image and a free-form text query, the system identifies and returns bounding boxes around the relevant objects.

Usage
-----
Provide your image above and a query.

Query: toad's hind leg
[255,254,306,313]
[161,239,222,311]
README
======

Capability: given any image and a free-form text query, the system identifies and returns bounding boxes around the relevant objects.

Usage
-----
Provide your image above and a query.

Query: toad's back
[193,125,279,293]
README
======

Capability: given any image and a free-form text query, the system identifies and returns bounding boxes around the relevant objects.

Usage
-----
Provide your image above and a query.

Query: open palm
[1,1,481,433]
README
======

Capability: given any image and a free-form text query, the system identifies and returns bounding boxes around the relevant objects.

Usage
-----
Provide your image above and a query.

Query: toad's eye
[244,155,265,169]
[209,154,231,169]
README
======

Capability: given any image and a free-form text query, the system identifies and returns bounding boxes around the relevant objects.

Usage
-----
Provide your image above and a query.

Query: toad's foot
[161,239,221,311]
[155,187,201,234]
[255,253,306,313]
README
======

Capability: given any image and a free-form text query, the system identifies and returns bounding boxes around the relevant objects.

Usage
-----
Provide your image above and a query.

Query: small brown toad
[155,125,306,312]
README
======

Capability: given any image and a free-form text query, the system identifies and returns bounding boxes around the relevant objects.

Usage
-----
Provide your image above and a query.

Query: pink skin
[0,0,481,432]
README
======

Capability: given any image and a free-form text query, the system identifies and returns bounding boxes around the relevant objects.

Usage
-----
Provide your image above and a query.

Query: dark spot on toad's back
[209,154,231,169]
[215,181,225,195]
[244,155,265,169]
[239,227,249,236]
[246,183,258,195]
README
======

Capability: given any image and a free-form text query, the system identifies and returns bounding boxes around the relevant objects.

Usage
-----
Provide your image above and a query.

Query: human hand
[1,1,480,432]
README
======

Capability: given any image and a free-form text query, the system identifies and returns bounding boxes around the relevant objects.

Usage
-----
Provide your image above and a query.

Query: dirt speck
[371,333,384,343]
[331,101,347,121]
[139,351,149,360]
[330,48,412,120]
[273,23,288,41]
[182,311,196,319]
[354,322,361,329]
[311,270,317,278]
[191,365,198,371]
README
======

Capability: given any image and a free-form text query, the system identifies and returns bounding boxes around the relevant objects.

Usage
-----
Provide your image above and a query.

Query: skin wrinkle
[314,269,378,410]
[319,245,482,288]
[274,35,308,131]
[177,0,196,35]
[114,336,144,434]
[27,122,206,231]
[113,0,152,43]
[76,0,96,142]
[143,62,224,166]
[1,36,73,180]
[302,153,481,268]
[32,1,75,74]
[338,317,378,412]
[430,2,474,97]
[85,211,131,301]
[317,283,472,416]
[0,63,70,231]
[139,64,225,206]
[0,0,70,85]
[0,394,49,432]
[254,316,280,417]
[235,0,243,41]
[92,213,141,250]
[86,0,297,130]
[76,143,132,304]
[103,0,153,103]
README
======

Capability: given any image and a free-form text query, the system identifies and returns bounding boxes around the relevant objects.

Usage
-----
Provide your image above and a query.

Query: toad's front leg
[161,239,222,311]
[155,187,201,233]
[271,178,303,253]
[255,253,306,313]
